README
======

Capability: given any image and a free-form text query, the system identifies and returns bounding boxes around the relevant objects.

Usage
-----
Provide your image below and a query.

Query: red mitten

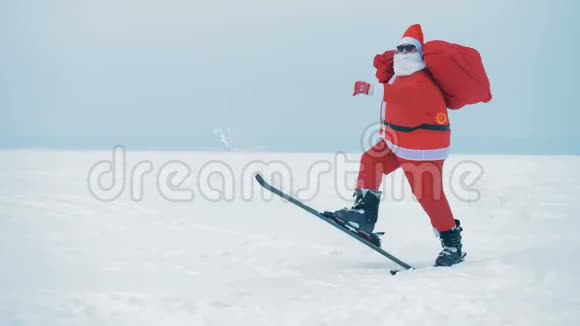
[353,81,373,96]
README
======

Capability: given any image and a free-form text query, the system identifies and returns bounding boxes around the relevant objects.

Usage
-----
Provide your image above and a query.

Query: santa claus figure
[330,24,469,267]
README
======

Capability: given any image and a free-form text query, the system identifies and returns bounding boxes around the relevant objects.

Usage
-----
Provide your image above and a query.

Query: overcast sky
[0,0,578,153]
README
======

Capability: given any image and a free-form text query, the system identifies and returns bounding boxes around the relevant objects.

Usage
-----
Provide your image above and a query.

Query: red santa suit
[357,24,456,232]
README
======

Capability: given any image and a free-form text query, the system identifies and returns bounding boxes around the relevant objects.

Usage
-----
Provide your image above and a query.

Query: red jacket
[373,41,491,160]
[381,71,450,151]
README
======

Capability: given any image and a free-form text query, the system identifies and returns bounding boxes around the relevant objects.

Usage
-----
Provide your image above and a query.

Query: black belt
[382,120,450,132]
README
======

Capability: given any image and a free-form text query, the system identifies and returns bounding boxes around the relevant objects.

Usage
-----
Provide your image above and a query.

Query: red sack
[423,40,492,109]
[372,41,491,109]
[373,50,396,83]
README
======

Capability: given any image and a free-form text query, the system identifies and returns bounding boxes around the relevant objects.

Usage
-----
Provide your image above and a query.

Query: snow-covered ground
[1,150,579,326]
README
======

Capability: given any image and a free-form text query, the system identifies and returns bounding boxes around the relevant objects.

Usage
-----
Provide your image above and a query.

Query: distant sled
[255,174,414,274]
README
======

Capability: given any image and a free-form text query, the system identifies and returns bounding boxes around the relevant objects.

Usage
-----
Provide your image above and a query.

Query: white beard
[393,52,426,76]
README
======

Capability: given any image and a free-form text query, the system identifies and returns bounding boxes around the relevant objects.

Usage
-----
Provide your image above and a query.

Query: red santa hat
[398,24,424,53]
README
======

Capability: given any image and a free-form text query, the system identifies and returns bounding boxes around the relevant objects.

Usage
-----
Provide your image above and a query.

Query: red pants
[357,141,456,231]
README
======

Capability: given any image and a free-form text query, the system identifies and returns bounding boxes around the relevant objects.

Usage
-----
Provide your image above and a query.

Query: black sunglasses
[396,44,416,52]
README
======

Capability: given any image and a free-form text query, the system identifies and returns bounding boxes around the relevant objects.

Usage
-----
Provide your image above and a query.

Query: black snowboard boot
[331,189,381,233]
[435,219,466,267]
